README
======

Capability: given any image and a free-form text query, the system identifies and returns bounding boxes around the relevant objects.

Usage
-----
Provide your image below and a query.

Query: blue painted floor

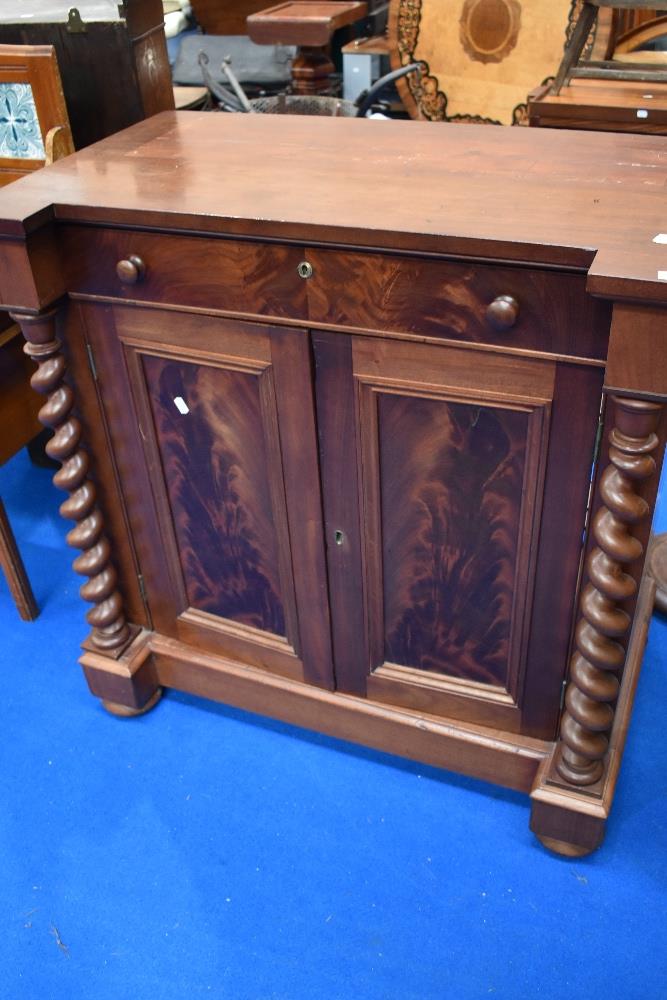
[1,448,665,1000]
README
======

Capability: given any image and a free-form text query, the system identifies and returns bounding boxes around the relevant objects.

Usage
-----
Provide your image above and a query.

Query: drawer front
[62,228,610,360]
[62,226,308,320]
[304,248,610,360]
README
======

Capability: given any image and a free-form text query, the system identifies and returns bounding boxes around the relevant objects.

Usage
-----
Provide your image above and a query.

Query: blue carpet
[1,448,665,1000]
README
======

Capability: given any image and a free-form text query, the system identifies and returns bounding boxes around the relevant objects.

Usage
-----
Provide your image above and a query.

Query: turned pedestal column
[531,303,667,856]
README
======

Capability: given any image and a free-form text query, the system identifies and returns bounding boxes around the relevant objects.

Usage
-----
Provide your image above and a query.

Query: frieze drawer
[61,226,308,321]
[303,247,611,360]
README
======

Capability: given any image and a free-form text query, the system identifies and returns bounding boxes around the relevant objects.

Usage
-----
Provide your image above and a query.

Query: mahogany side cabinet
[1,112,665,856]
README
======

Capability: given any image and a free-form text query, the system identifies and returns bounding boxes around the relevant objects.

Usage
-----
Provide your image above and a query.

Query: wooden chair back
[0,43,74,620]
[614,11,667,55]
[0,43,73,187]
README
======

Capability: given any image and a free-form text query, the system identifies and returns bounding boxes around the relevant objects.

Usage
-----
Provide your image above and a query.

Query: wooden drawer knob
[486,294,519,331]
[116,255,146,285]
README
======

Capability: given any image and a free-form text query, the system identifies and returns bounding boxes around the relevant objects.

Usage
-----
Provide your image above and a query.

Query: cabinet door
[314,331,604,737]
[81,303,333,689]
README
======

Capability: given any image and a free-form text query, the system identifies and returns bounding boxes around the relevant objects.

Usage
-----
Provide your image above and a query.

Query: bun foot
[534,833,598,858]
[102,688,162,718]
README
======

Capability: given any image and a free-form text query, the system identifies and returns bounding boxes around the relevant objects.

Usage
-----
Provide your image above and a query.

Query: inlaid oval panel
[460,0,522,64]
[389,0,604,124]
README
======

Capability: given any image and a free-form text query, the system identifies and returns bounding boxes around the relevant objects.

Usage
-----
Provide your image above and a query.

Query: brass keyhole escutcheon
[297,261,313,279]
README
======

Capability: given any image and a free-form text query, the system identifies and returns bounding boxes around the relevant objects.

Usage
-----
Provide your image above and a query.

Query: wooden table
[0,113,665,857]
[647,533,667,613]
[529,78,667,133]
[0,320,40,620]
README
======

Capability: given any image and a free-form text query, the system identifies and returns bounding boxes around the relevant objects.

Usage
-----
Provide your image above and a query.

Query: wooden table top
[0,111,666,302]
[531,78,667,113]
[247,1,368,46]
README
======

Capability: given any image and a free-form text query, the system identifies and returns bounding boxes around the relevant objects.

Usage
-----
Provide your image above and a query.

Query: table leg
[0,497,38,621]
[647,532,667,614]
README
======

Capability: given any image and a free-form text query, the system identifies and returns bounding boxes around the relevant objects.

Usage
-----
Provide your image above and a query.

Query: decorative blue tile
[0,82,45,160]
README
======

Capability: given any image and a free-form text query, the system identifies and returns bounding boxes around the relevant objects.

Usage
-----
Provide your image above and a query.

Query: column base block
[80,628,160,712]
[530,768,607,857]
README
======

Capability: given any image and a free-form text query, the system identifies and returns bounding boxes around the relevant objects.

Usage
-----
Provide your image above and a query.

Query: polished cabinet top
[0,111,666,298]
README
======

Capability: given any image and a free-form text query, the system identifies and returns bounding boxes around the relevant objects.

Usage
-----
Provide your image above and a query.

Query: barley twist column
[12,309,132,653]
[556,396,664,786]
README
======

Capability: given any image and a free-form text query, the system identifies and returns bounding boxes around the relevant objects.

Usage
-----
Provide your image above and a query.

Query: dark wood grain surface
[62,226,308,319]
[379,393,528,687]
[5,105,666,857]
[79,304,335,688]
[61,229,612,362]
[143,355,288,636]
[349,334,556,731]
[312,330,368,696]
[520,361,606,737]
[605,303,667,396]
[247,1,368,46]
[305,248,611,360]
[0,112,666,294]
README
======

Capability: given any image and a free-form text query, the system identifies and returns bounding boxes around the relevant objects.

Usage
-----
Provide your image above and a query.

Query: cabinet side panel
[68,304,150,628]
[521,362,605,737]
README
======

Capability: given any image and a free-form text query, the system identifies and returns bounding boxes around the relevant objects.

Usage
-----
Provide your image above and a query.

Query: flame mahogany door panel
[79,303,333,689]
[313,331,604,738]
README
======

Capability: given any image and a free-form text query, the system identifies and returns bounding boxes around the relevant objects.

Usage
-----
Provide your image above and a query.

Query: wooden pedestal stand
[247,1,367,94]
